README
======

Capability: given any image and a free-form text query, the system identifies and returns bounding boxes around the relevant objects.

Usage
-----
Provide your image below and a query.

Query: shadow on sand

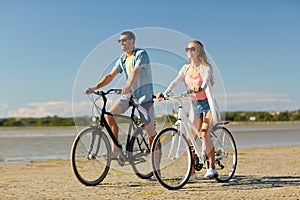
[184,175,300,191]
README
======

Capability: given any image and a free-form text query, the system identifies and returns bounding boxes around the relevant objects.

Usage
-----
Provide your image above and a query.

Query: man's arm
[85,68,119,94]
[122,66,142,94]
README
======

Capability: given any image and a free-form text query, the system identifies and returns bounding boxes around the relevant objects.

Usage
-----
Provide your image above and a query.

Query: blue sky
[0,0,299,118]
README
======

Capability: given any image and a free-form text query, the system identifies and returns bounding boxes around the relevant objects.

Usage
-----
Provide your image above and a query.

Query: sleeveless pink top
[185,70,207,100]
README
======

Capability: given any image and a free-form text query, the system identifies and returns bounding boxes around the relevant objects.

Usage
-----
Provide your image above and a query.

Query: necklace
[191,64,200,73]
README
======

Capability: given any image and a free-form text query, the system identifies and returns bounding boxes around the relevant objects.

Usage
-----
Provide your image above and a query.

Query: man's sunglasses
[118,38,130,43]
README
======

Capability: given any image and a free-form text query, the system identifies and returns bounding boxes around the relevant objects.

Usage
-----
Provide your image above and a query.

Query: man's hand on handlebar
[156,92,165,100]
[85,87,96,95]
[122,85,131,95]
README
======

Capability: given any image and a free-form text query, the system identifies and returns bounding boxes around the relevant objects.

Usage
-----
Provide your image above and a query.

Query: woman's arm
[163,65,187,95]
[200,66,212,90]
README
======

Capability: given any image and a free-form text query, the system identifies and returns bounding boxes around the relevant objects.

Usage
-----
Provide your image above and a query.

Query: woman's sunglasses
[185,47,197,52]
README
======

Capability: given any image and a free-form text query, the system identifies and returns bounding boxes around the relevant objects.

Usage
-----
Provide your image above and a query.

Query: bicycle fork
[87,129,102,160]
[168,105,185,161]
[168,130,182,160]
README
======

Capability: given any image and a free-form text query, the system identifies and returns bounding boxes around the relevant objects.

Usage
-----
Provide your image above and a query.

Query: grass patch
[140,183,154,187]
[0,178,18,183]
[35,164,58,169]
[138,191,163,196]
[110,171,127,176]
[46,158,69,162]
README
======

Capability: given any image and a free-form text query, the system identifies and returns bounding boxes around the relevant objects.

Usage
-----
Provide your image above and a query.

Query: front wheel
[71,127,111,186]
[129,127,153,179]
[151,128,192,190]
[211,125,237,183]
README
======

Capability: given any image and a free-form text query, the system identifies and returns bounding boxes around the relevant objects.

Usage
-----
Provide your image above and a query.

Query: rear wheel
[71,127,111,186]
[152,128,192,190]
[211,126,237,183]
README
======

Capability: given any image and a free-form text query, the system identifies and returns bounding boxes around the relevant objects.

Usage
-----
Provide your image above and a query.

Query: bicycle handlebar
[161,89,194,100]
[88,88,157,100]
[90,88,122,96]
[86,88,155,124]
[85,89,122,96]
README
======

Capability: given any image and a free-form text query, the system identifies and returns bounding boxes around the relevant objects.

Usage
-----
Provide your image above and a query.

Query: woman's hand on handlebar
[193,86,203,93]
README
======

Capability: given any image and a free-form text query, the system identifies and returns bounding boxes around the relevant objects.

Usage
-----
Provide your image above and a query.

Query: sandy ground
[0,146,300,200]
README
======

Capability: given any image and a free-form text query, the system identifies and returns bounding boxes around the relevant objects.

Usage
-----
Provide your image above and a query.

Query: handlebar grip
[113,89,122,94]
[187,89,194,94]
[95,91,102,95]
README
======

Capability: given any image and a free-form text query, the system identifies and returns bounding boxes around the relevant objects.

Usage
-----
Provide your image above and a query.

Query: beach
[1,145,299,199]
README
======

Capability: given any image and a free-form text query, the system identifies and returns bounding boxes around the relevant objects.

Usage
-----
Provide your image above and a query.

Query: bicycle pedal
[195,164,203,171]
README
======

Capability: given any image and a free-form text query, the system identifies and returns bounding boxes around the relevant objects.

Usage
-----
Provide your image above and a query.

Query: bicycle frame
[168,94,227,164]
[172,97,206,163]
[88,89,143,155]
[71,89,154,185]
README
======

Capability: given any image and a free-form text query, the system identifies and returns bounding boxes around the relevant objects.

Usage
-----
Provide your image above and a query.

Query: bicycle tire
[151,128,192,190]
[211,125,237,183]
[71,127,111,186]
[129,127,153,179]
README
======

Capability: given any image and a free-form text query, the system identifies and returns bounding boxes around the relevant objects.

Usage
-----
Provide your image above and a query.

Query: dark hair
[195,40,204,48]
[121,31,135,41]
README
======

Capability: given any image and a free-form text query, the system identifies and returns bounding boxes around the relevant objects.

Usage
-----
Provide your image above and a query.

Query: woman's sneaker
[204,168,218,178]
[188,173,197,181]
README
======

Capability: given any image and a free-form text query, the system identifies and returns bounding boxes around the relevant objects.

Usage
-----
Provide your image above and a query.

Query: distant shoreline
[0,120,300,127]
[226,120,300,125]
[1,109,300,127]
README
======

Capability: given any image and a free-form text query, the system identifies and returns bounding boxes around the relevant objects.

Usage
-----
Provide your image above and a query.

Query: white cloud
[8,101,69,118]
[8,101,91,118]
[5,92,299,118]
[0,103,8,109]
[0,103,9,118]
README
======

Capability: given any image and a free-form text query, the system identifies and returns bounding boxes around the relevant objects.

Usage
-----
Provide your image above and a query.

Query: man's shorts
[115,94,155,125]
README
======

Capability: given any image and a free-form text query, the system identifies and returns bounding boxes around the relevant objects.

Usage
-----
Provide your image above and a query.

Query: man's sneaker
[103,150,119,160]
[179,173,197,184]
[110,150,120,160]
[204,168,218,178]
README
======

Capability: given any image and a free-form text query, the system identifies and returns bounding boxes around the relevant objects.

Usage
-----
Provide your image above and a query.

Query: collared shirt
[114,48,153,104]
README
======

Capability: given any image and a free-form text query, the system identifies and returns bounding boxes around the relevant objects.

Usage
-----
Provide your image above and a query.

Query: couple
[85,31,220,180]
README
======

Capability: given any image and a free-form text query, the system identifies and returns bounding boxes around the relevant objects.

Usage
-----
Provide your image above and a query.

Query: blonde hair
[188,40,215,86]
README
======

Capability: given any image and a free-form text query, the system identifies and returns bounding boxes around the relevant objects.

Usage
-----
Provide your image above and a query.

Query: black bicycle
[71,89,153,186]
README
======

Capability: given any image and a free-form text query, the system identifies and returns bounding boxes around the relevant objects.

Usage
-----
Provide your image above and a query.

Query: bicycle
[151,90,237,190]
[71,89,154,186]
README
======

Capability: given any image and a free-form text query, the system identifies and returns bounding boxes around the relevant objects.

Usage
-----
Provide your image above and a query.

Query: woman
[157,40,220,180]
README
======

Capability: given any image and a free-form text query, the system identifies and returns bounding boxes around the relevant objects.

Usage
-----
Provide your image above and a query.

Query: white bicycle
[151,90,237,190]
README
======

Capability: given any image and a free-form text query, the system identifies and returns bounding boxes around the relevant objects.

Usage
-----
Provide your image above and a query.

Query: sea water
[0,123,299,164]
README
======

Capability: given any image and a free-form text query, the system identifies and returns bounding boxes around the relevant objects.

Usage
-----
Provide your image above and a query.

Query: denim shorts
[191,98,211,117]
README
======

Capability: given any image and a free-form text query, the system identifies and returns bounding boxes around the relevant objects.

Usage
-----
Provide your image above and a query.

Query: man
[85,31,155,157]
